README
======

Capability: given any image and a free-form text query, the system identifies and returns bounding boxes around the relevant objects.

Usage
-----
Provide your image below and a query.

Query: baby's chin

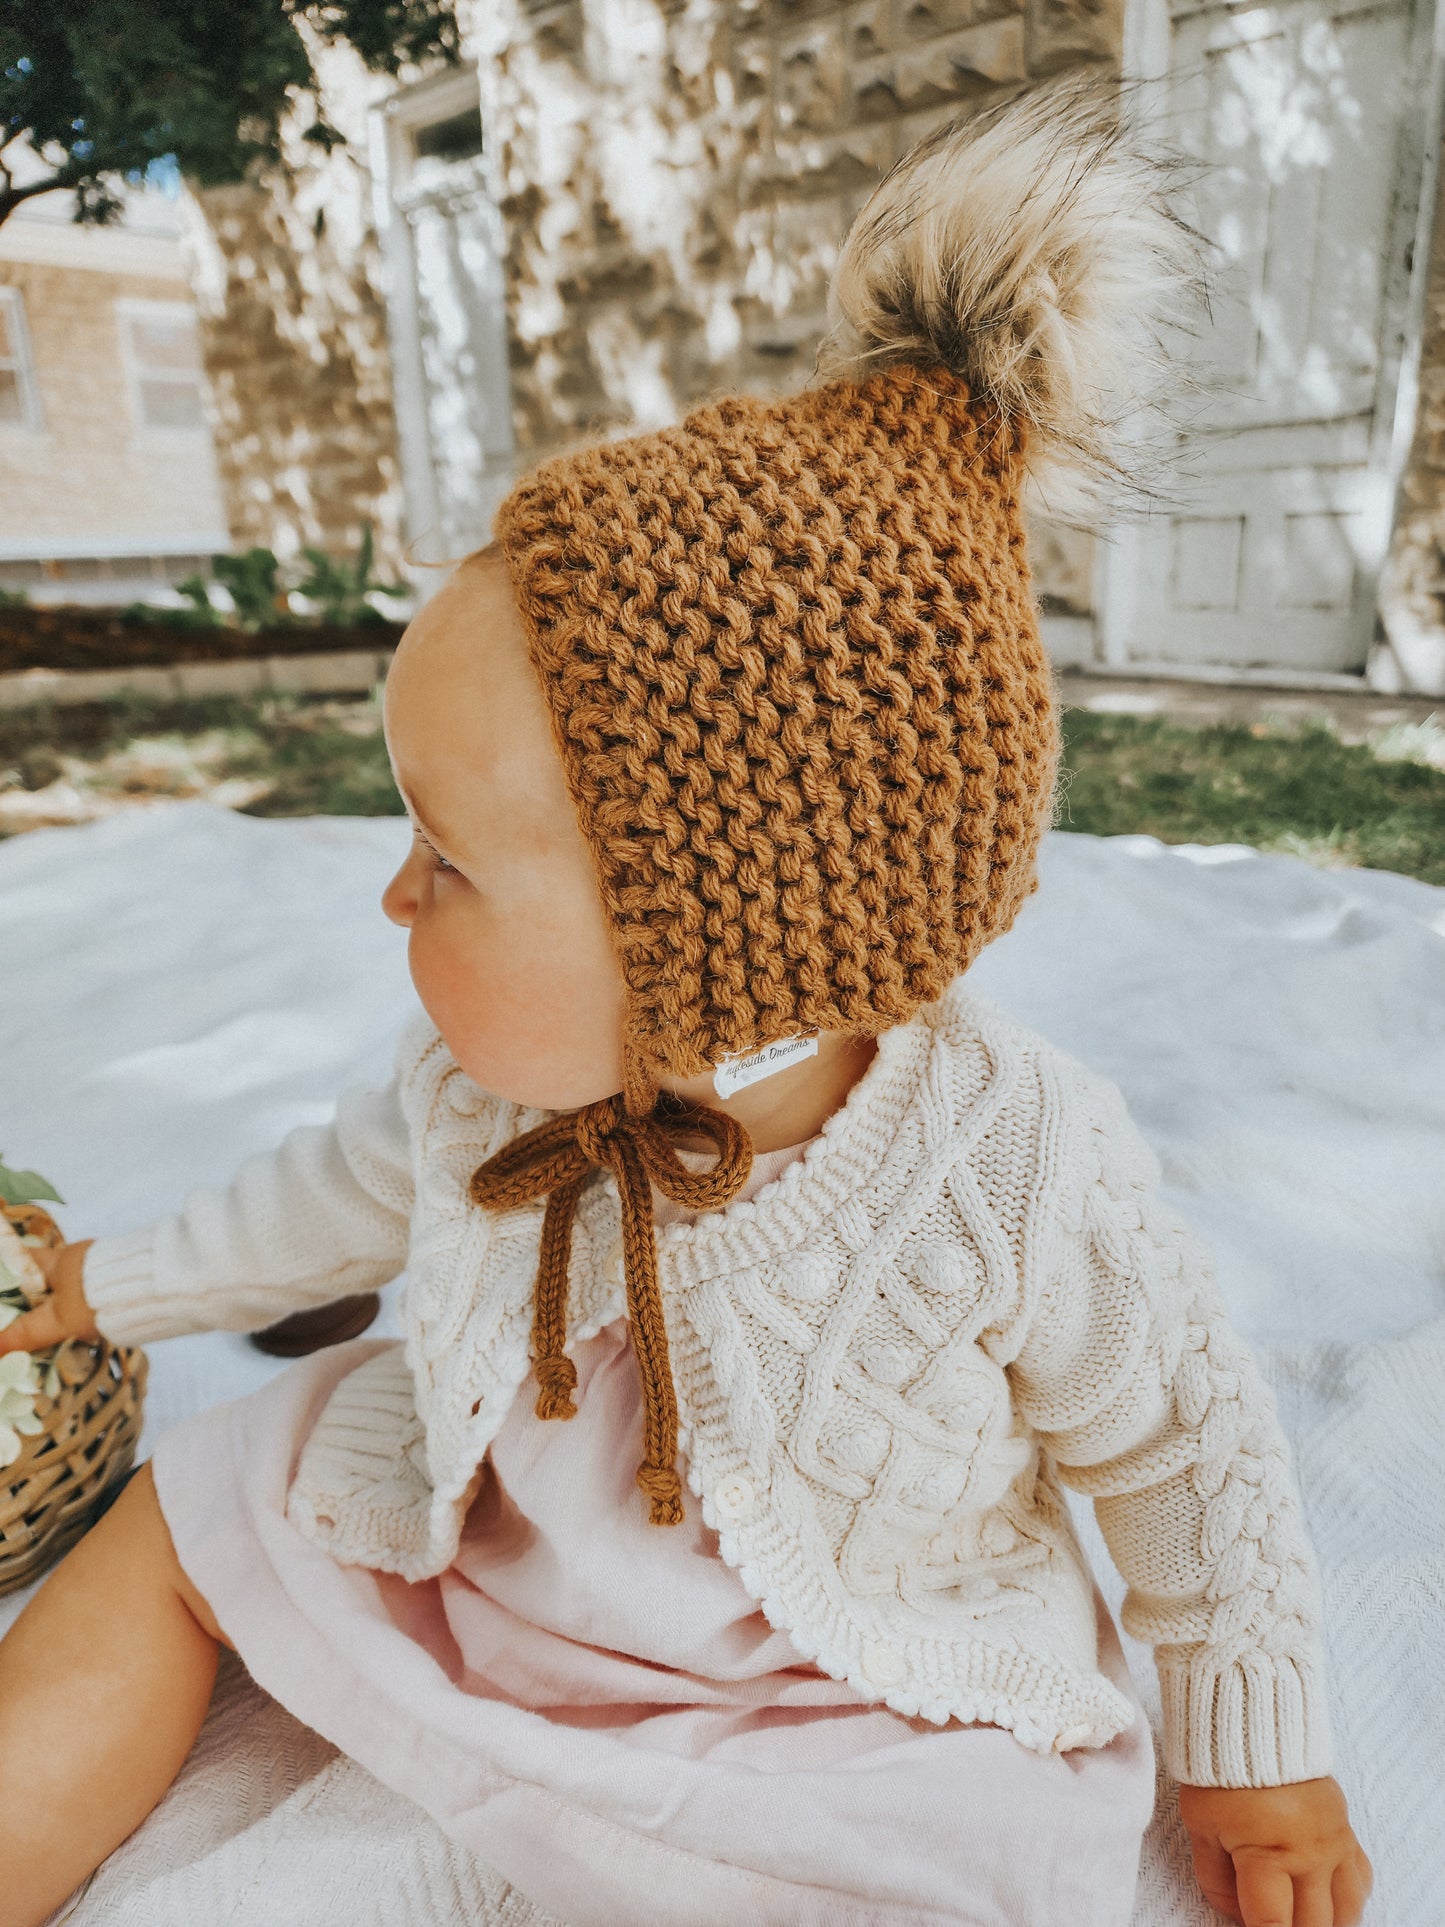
[433,1024,624,1113]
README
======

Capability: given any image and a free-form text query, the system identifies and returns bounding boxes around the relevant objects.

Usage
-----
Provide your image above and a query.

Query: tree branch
[0,169,88,229]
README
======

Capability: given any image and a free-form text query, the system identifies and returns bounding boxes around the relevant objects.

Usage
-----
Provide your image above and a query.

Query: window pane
[0,369,22,422]
[128,313,202,375]
[413,109,483,163]
[139,377,204,428]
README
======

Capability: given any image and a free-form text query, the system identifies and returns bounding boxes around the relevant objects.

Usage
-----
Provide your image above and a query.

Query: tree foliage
[0,0,460,226]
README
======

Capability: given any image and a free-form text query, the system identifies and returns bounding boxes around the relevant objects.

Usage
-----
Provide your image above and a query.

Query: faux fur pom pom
[812,76,1207,508]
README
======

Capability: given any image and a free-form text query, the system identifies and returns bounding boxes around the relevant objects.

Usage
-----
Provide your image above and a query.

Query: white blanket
[1,803,1439,1926]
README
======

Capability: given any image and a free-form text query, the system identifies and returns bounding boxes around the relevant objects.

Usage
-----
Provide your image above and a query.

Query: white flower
[0,1350,38,1394]
[0,1386,40,1424]
[0,1217,44,1303]
[0,1350,44,1463]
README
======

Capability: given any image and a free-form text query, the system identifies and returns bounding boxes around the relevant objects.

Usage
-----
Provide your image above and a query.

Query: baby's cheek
[407,909,623,1107]
[405,917,490,1059]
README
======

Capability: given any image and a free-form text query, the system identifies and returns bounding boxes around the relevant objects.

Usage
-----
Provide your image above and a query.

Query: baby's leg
[0,1462,227,1927]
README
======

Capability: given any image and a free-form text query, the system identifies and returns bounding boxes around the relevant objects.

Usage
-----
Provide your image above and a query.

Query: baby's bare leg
[0,1461,227,1927]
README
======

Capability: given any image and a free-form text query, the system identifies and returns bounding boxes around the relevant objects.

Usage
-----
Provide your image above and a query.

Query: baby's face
[381,548,628,1108]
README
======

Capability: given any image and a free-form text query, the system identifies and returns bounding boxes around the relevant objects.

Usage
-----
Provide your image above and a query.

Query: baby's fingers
[1333,1850,1373,1925]
[1233,1853,1295,1925]
[0,1298,68,1355]
[1235,1856,1353,1927]
[1190,1831,1245,1922]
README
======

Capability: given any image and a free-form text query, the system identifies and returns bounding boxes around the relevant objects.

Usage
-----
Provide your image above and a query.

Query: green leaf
[0,1160,64,1206]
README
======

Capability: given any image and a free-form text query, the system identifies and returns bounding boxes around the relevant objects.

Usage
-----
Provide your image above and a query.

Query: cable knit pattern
[493,364,1059,1087]
[82,983,1335,1786]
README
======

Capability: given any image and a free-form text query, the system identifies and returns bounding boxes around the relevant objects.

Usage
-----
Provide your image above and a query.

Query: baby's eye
[413,825,457,875]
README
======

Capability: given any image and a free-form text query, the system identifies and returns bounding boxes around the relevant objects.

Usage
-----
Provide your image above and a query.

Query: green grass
[3,689,1443,889]
[0,689,406,825]
[223,699,404,819]
[1057,711,1445,887]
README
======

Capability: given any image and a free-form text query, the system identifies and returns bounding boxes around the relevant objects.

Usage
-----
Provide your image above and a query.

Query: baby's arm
[0,1071,415,1357]
[81,1074,415,1344]
[1003,1061,1370,1922]
[1007,1061,1333,1786]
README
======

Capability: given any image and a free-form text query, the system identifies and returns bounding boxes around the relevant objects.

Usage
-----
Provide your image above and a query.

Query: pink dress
[151,1139,1158,1926]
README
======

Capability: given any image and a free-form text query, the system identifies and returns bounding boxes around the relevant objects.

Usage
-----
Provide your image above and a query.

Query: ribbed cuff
[83,1226,181,1347]
[1158,1646,1337,1788]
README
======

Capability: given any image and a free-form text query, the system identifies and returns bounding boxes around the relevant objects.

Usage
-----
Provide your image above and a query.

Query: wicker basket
[0,1202,148,1598]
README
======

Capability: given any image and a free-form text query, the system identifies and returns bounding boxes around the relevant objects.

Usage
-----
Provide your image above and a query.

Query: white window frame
[369,65,516,557]
[115,296,209,436]
[0,285,45,432]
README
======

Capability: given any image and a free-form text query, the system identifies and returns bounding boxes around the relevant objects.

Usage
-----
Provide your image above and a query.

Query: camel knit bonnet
[494,363,1053,1091]
[468,79,1200,1523]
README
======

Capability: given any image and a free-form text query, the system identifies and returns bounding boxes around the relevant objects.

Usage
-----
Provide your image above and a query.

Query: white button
[446,1078,478,1115]
[714,1475,755,1522]
[861,1640,906,1687]
[1054,1723,1092,1752]
[603,1239,625,1288]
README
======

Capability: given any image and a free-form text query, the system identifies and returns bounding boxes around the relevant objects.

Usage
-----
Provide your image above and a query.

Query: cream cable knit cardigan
[83,979,1335,1790]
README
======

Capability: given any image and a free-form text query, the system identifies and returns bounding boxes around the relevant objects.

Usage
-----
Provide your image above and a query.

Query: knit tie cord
[468,1095,753,1524]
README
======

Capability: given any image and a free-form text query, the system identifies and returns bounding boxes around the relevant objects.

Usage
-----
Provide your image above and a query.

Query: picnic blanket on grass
[1,803,1439,1927]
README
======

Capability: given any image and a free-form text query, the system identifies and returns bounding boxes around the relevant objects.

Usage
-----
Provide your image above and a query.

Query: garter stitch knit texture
[492,364,1059,1094]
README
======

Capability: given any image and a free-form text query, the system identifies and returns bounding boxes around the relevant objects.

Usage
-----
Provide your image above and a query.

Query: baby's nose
[381,860,417,928]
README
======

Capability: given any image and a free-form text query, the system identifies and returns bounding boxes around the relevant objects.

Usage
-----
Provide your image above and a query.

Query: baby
[0,81,1370,1927]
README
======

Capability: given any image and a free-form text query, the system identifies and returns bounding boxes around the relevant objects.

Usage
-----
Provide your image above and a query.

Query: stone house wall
[1378,136,1445,695]
[190,0,1115,606]
[182,44,408,576]
[468,0,1118,610]
[181,2,1445,678]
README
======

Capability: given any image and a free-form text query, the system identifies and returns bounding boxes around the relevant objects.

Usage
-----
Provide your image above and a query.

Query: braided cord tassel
[610,1130,686,1525]
[469,1091,753,1526]
[531,1177,586,1419]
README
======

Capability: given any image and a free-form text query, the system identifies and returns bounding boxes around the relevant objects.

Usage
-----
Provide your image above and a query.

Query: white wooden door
[1101,0,1431,673]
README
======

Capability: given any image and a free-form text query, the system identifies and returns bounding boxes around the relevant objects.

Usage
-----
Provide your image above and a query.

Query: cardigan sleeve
[1004,1061,1336,1790]
[82,1073,415,1346]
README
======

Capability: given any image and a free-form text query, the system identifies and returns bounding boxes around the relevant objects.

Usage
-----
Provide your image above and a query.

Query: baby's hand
[1179,1776,1372,1925]
[0,1237,98,1355]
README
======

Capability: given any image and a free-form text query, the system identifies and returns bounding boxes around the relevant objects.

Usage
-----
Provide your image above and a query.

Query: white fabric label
[712,1032,819,1099]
